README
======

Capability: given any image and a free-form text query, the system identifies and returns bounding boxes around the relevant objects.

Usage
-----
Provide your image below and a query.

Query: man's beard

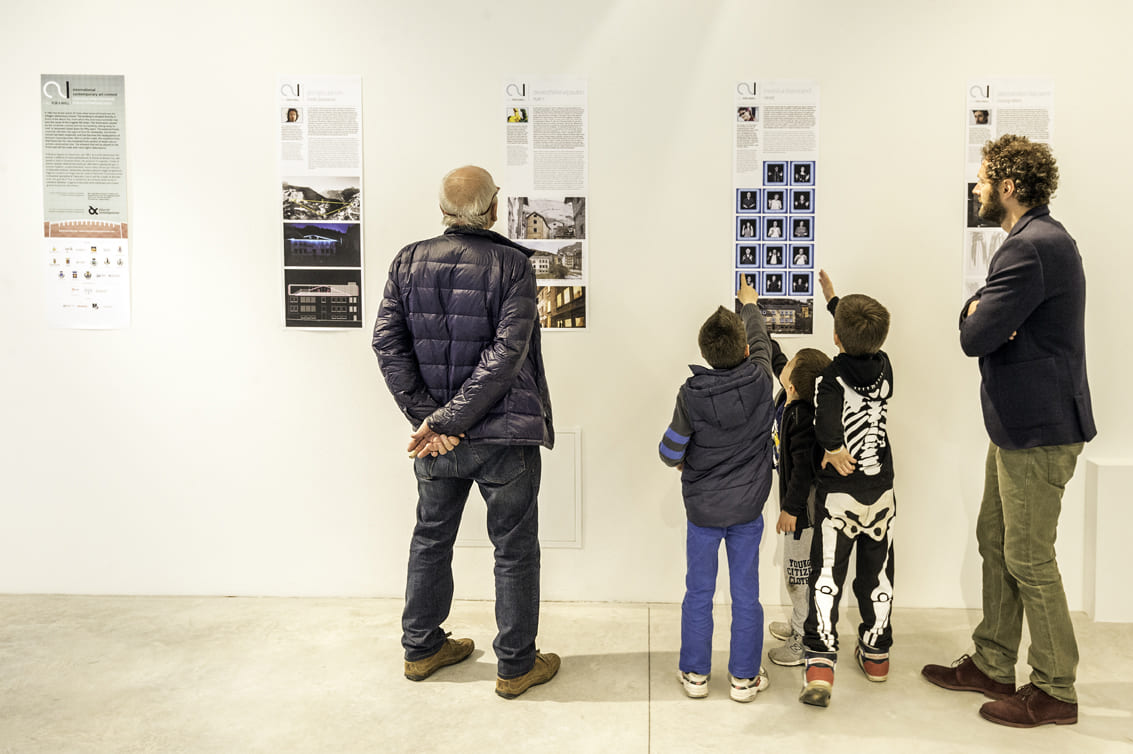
[978,186,1007,224]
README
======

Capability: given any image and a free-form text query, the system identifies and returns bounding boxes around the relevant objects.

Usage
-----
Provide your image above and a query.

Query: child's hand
[676,462,684,472]
[821,447,857,476]
[737,274,759,306]
[776,510,797,535]
[818,269,836,303]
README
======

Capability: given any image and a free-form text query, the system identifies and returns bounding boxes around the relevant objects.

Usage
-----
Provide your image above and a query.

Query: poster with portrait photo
[737,188,761,213]
[763,244,786,268]
[790,161,815,186]
[790,271,813,296]
[789,244,813,269]
[737,106,759,122]
[736,244,759,268]
[736,271,760,292]
[789,217,812,242]
[763,271,785,295]
[790,189,814,213]
[737,217,761,241]
[763,216,786,241]
[764,190,786,212]
[764,161,787,186]
[734,79,819,335]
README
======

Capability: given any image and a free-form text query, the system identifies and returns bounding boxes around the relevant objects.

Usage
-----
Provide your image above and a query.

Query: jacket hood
[685,362,762,429]
[832,352,892,400]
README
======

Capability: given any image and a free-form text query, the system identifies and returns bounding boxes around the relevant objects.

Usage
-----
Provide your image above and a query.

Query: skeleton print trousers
[803,488,896,660]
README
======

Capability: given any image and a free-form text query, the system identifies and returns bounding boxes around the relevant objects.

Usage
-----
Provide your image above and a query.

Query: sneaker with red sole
[799,660,834,707]
[855,645,889,682]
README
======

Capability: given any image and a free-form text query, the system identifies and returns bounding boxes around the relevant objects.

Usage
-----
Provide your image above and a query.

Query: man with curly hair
[922,135,1096,728]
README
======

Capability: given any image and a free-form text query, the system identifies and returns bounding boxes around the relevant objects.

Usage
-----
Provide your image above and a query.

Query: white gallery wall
[1,0,1130,612]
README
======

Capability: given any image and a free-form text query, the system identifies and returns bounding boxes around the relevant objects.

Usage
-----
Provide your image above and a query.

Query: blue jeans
[402,442,541,679]
[680,516,764,679]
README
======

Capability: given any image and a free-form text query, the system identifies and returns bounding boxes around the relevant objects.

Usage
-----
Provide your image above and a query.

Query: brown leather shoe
[921,654,1014,700]
[404,637,474,681]
[979,683,1078,727]
[495,651,561,699]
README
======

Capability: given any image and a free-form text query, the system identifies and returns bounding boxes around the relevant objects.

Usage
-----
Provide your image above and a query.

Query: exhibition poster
[734,80,819,335]
[278,75,364,329]
[41,74,131,329]
[503,77,588,330]
[962,78,1054,299]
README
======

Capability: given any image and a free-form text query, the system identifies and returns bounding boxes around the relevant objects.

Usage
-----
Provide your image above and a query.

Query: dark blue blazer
[959,206,1096,450]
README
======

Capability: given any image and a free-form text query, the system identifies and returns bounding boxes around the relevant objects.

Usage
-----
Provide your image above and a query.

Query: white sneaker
[729,667,770,702]
[678,670,710,698]
[768,631,805,667]
[768,621,793,641]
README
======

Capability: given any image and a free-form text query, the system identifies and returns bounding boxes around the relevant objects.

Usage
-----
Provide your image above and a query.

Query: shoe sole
[978,708,1077,728]
[799,681,832,707]
[730,680,768,703]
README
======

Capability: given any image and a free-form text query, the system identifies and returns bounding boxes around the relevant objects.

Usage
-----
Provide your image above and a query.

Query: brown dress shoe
[921,654,1014,700]
[980,683,1078,727]
[495,651,561,699]
[404,637,475,681]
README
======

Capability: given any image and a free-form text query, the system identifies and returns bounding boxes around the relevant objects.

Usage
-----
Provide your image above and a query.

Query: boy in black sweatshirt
[766,342,831,667]
[800,271,895,708]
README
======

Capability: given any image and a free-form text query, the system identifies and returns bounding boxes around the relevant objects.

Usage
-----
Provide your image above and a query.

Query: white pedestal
[1085,459,1133,623]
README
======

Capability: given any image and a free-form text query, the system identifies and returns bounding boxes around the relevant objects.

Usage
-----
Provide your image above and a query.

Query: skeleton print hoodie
[813,350,894,502]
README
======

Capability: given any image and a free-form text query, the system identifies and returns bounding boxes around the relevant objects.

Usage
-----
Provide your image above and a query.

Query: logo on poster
[736,82,757,96]
[88,206,99,215]
[280,83,300,99]
[505,83,526,98]
[43,80,70,99]
[969,84,991,100]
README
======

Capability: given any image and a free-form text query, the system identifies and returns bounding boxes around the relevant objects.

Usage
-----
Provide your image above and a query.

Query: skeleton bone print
[836,375,891,477]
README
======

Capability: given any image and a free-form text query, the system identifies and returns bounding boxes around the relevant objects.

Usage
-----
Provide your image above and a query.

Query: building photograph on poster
[281,177,361,221]
[283,268,362,328]
[537,284,586,329]
[507,197,586,240]
[524,240,583,280]
[282,222,361,267]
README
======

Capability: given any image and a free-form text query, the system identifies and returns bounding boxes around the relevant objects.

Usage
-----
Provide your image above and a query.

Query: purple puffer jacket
[373,226,554,448]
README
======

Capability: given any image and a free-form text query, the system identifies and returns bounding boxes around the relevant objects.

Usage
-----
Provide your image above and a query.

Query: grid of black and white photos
[735,160,816,334]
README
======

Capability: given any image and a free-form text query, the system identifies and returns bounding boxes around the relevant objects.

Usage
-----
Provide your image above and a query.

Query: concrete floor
[0,596,1130,753]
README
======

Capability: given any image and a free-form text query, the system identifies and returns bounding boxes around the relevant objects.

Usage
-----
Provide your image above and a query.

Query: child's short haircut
[834,294,890,355]
[699,306,747,369]
[790,348,832,403]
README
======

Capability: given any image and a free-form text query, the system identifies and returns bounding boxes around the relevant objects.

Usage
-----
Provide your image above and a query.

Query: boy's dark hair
[982,134,1059,208]
[834,294,890,355]
[789,348,832,403]
[699,306,747,369]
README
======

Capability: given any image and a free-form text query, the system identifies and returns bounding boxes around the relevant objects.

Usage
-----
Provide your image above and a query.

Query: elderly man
[373,165,559,699]
[922,135,1096,727]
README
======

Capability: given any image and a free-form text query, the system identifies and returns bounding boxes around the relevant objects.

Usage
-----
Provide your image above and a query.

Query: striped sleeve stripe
[664,427,690,444]
[659,441,685,461]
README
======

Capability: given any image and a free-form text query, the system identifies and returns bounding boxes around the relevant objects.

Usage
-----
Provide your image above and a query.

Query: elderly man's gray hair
[439,166,499,229]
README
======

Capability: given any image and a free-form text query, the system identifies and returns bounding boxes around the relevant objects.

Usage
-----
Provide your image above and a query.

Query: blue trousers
[680,516,765,679]
[402,442,541,679]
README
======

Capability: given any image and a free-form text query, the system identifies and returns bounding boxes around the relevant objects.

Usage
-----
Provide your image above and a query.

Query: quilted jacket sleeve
[372,264,442,426]
[424,260,538,437]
